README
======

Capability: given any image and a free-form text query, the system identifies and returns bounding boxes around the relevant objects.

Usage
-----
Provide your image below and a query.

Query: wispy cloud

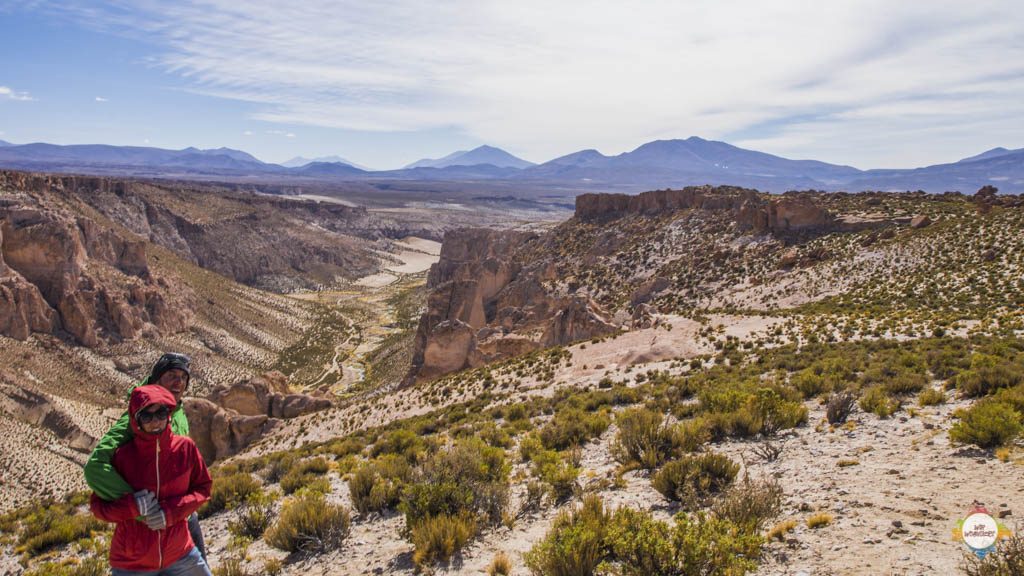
[29,1,1024,166]
[0,86,34,101]
[243,130,253,136]
[95,96,108,102]
[265,129,296,138]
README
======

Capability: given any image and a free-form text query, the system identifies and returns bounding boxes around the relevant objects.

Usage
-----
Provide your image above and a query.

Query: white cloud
[95,96,108,102]
[34,1,1024,166]
[243,130,253,136]
[0,86,34,101]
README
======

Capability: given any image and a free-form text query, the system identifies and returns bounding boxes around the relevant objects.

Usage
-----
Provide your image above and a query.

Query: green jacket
[84,380,190,501]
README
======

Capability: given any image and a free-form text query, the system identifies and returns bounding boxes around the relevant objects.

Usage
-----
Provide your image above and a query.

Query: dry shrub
[264,492,350,554]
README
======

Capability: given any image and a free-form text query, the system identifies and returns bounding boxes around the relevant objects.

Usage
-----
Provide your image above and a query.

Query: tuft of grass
[918,388,946,407]
[487,551,513,576]
[767,519,798,541]
[806,512,833,529]
[837,459,860,467]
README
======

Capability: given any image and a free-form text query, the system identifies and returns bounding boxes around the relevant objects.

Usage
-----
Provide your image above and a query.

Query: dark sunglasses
[137,405,170,425]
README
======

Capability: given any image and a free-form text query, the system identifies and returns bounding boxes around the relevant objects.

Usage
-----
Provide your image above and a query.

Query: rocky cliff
[408,228,618,383]
[0,183,193,346]
[409,186,941,383]
[575,186,836,236]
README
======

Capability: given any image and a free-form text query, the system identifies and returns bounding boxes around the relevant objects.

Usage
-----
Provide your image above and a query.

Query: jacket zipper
[156,439,163,569]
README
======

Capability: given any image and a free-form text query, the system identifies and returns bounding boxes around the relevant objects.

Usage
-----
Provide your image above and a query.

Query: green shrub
[525,497,764,576]
[651,453,739,507]
[348,455,412,514]
[401,438,510,530]
[605,509,762,576]
[859,386,900,418]
[953,358,1024,398]
[711,476,784,533]
[264,492,350,554]
[673,417,712,453]
[744,388,808,435]
[530,449,579,504]
[539,408,611,450]
[611,407,677,469]
[226,493,276,539]
[603,507,678,574]
[264,453,298,484]
[523,495,609,576]
[410,513,477,568]
[280,457,330,495]
[17,512,106,557]
[918,388,946,407]
[23,557,107,576]
[949,401,1023,448]
[370,428,427,461]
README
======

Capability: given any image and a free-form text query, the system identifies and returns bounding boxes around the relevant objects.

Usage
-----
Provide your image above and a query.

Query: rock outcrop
[0,188,193,346]
[408,228,619,383]
[186,371,331,462]
[576,186,837,237]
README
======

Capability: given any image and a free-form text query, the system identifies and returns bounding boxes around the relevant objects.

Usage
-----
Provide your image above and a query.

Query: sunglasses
[137,405,170,425]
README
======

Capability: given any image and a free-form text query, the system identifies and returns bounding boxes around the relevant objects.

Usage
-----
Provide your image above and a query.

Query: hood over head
[128,385,178,438]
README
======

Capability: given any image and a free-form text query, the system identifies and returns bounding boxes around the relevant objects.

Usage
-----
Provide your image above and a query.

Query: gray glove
[144,507,167,531]
[134,490,157,516]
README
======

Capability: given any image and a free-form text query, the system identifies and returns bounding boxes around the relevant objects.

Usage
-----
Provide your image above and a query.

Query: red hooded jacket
[90,385,212,571]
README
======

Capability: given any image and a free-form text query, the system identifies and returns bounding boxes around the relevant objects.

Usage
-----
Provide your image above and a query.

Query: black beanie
[147,353,191,384]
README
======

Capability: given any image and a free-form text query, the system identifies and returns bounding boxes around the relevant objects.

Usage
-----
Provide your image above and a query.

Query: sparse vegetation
[264,492,350,554]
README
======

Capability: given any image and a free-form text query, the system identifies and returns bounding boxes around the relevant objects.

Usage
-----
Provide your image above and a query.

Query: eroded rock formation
[408,228,619,383]
[186,371,331,462]
[0,186,193,346]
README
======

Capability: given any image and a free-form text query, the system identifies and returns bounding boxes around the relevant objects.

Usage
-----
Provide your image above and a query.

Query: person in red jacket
[90,385,213,575]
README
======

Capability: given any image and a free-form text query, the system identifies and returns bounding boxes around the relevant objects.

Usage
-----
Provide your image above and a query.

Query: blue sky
[1,1,1022,170]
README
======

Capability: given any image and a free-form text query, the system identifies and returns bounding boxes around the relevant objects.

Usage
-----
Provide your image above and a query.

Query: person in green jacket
[85,353,208,561]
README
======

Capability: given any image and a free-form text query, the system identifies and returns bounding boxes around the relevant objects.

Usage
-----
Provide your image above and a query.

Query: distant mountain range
[281,155,369,170]
[405,145,535,169]
[0,137,1020,194]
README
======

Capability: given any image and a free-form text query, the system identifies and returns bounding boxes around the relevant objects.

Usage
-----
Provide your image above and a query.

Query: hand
[134,490,157,516]
[144,508,167,531]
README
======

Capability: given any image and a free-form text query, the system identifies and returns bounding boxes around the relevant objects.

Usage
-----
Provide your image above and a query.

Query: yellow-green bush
[651,452,739,507]
[23,557,107,576]
[226,492,276,539]
[410,513,477,568]
[264,492,350,554]
[348,454,412,514]
[859,386,900,418]
[611,407,678,469]
[201,472,262,518]
[400,438,510,530]
[949,400,1023,448]
[525,496,764,576]
[918,388,946,407]
[280,456,330,495]
[17,511,107,558]
[523,495,608,576]
[538,408,611,450]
